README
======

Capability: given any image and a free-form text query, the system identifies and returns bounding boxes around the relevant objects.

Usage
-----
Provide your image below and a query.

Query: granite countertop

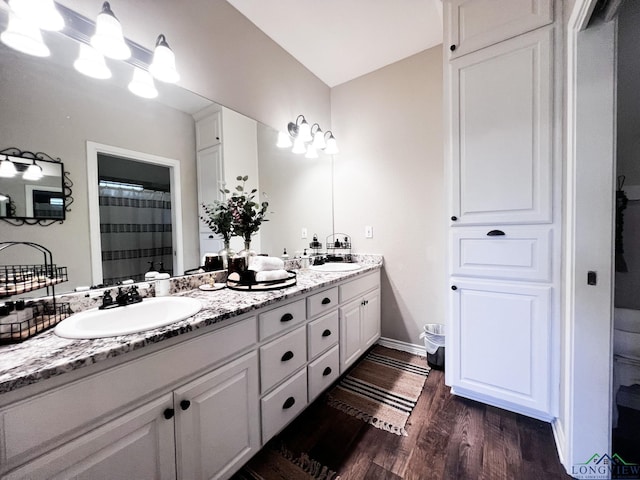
[0,260,382,395]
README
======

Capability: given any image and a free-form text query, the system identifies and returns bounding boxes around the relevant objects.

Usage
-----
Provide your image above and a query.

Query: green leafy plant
[228,175,269,242]
[200,197,234,244]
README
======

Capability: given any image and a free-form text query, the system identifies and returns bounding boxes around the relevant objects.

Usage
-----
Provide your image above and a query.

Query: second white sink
[55,296,202,339]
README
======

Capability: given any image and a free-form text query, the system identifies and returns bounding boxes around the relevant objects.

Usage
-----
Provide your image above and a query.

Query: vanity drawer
[307,287,338,318]
[339,271,380,303]
[260,326,307,393]
[451,226,552,282]
[258,299,306,341]
[308,345,340,401]
[261,368,307,443]
[307,310,339,359]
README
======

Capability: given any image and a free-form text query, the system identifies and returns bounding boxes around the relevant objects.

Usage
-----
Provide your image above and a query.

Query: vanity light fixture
[149,34,179,83]
[291,136,307,155]
[305,145,319,159]
[90,1,131,60]
[74,43,112,79]
[311,124,326,150]
[23,159,43,181]
[1,12,50,57]
[288,115,312,143]
[324,131,339,155]
[276,131,292,148]
[128,67,158,99]
[8,0,64,32]
[279,115,339,156]
[0,156,17,178]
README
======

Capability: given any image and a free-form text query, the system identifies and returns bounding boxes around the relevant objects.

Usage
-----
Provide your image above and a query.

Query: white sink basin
[309,263,362,272]
[55,297,202,339]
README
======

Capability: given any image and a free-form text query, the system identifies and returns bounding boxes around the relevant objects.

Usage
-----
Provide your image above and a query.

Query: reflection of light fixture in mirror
[311,124,326,150]
[23,159,43,181]
[128,67,158,99]
[1,12,50,57]
[0,157,17,178]
[99,179,144,191]
[91,1,131,60]
[305,145,319,159]
[288,115,313,143]
[149,34,179,83]
[324,131,339,155]
[292,137,306,155]
[8,0,65,31]
[276,131,292,148]
[74,43,112,79]
[0,193,8,202]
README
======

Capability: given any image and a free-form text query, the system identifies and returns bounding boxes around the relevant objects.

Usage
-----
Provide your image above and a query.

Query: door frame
[86,141,185,285]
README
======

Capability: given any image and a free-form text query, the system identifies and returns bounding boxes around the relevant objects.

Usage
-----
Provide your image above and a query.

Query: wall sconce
[23,159,43,181]
[74,43,112,79]
[90,1,131,60]
[1,12,50,57]
[149,34,179,83]
[128,67,158,99]
[279,115,339,157]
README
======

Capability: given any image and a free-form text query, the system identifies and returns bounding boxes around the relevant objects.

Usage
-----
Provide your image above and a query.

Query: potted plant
[200,195,235,268]
[227,175,269,263]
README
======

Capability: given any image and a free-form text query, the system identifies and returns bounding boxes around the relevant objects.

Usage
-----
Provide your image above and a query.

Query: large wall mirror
[0,5,332,292]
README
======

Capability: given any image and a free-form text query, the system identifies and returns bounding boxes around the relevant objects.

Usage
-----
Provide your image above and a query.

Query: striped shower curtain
[99,186,173,284]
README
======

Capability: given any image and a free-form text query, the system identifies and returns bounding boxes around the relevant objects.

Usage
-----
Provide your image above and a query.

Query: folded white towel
[249,256,285,272]
[255,269,289,282]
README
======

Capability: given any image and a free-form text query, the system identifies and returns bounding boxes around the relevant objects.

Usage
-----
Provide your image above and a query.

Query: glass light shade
[0,194,8,202]
[74,44,112,79]
[312,130,326,150]
[1,13,50,57]
[324,133,339,155]
[276,131,292,148]
[9,0,64,31]
[149,34,179,83]
[298,119,312,142]
[0,159,17,178]
[23,162,43,181]
[291,137,306,154]
[128,67,158,99]
[90,2,131,60]
[305,145,319,159]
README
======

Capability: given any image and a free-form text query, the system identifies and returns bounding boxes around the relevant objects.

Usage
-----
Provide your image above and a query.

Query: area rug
[326,345,429,436]
[233,443,340,480]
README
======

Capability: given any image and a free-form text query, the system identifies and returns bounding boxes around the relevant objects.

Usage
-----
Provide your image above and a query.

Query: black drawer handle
[180,400,191,411]
[451,285,457,291]
[281,350,294,362]
[280,313,294,323]
[163,408,175,420]
[283,396,296,409]
[321,297,331,305]
[451,216,458,221]
[450,44,456,51]
[322,329,332,337]
[323,366,332,376]
[487,230,505,236]
[208,235,213,239]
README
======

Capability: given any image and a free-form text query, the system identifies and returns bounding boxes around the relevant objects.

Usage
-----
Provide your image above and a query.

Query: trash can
[420,324,445,370]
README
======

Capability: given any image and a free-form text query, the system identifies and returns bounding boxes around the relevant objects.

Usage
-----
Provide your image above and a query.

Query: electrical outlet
[301,228,308,239]
[365,226,373,238]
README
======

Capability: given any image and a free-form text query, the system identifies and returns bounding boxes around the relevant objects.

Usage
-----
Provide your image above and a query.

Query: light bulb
[74,43,112,80]
[312,129,326,150]
[324,132,339,155]
[0,158,18,178]
[292,137,306,154]
[1,12,50,57]
[276,131,292,148]
[128,67,158,99]
[23,162,43,181]
[90,2,131,60]
[298,119,312,143]
[9,0,64,31]
[149,34,179,83]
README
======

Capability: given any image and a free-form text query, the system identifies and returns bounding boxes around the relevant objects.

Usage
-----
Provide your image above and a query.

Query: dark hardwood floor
[256,368,571,480]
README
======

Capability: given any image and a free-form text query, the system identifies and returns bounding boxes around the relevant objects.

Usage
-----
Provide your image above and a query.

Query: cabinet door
[5,394,176,480]
[197,144,224,232]
[339,298,362,373]
[174,351,259,480]
[196,110,221,150]
[449,278,552,417]
[362,290,381,349]
[449,27,553,226]
[446,0,553,58]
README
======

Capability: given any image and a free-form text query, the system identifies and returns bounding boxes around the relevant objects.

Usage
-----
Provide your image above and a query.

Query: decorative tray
[226,271,297,291]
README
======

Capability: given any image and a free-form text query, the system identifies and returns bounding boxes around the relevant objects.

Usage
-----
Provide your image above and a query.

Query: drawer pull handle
[281,350,294,362]
[322,329,332,337]
[323,366,332,376]
[451,285,457,291]
[321,297,331,305]
[283,397,296,409]
[180,400,191,411]
[450,44,456,51]
[163,408,175,420]
[487,230,505,236]
[280,313,294,323]
[451,216,458,221]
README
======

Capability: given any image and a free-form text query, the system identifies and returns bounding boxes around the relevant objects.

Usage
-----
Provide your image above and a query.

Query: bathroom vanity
[0,265,381,480]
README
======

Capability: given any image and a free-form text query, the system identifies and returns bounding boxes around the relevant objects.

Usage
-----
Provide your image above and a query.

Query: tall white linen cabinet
[444,0,562,421]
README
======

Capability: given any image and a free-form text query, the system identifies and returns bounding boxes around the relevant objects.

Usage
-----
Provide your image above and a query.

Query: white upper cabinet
[195,109,221,150]
[449,27,554,226]
[446,0,553,58]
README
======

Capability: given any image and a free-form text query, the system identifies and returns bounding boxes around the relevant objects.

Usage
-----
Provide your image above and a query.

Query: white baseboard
[552,418,571,475]
[377,337,426,356]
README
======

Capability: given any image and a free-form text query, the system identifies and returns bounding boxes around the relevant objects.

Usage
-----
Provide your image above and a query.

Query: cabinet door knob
[321,297,331,305]
[450,44,456,51]
[163,408,175,420]
[280,313,294,323]
[180,400,191,411]
[451,285,458,291]
[323,366,332,377]
[281,350,294,362]
[282,396,296,409]
[322,329,332,337]
[208,235,213,239]
[487,230,505,236]
[451,216,458,221]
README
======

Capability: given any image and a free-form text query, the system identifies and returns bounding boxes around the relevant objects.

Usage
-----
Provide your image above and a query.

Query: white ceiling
[225,0,444,87]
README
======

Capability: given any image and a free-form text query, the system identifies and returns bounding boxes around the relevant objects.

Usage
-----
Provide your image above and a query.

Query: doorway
[86,142,184,286]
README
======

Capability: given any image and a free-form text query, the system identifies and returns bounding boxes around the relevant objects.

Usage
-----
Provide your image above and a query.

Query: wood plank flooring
[250,368,571,480]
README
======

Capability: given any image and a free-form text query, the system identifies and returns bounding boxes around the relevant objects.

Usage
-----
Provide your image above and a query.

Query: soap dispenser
[281,248,289,260]
[301,248,310,268]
